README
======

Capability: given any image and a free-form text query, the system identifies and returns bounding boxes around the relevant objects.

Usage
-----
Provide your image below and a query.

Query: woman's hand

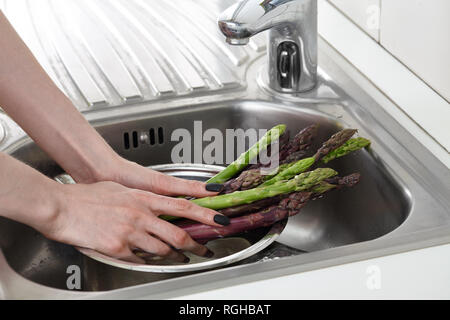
[45,180,228,263]
[57,157,229,263]
[79,155,224,199]
[0,153,228,263]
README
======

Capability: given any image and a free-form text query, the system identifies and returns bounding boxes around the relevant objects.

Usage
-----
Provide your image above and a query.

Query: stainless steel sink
[0,19,449,297]
[0,99,410,290]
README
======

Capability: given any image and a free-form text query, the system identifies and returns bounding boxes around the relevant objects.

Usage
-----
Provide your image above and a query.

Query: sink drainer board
[0,100,422,292]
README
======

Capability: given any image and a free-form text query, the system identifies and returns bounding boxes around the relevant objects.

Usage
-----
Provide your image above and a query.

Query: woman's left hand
[74,155,223,199]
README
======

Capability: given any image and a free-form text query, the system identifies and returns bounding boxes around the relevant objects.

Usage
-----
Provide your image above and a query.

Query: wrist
[69,149,123,184]
[37,182,74,241]
[0,177,61,234]
[0,153,64,237]
[37,181,66,235]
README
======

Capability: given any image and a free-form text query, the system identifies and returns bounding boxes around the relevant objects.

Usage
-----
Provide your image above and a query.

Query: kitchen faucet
[218,0,317,93]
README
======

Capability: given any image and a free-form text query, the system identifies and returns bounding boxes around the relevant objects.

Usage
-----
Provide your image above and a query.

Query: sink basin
[0,98,434,292]
[0,39,449,299]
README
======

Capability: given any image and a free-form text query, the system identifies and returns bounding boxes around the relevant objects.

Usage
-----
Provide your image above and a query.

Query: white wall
[329,0,380,41]
[328,0,450,103]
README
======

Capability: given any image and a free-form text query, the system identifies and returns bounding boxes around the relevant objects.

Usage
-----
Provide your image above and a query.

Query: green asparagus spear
[206,124,287,184]
[192,168,337,210]
[222,162,294,193]
[261,157,316,186]
[309,181,338,194]
[321,138,371,164]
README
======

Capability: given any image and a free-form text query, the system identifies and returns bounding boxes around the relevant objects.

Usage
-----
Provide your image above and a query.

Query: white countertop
[173,0,450,300]
[177,243,450,299]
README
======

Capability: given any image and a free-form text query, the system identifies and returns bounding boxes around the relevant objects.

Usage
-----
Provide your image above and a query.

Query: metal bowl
[55,163,287,273]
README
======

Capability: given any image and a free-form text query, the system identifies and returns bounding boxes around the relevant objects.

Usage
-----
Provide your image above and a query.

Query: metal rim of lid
[0,120,5,144]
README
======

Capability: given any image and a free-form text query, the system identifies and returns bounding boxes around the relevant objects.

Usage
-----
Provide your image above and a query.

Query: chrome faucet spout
[218,0,318,93]
[227,37,250,46]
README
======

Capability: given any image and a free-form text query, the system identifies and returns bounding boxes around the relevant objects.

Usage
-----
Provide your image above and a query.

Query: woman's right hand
[44,181,229,263]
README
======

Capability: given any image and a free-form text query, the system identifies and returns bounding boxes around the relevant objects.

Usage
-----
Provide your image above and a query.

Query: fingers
[129,233,188,263]
[96,239,146,264]
[144,193,230,227]
[144,216,213,258]
[120,251,146,264]
[90,218,189,263]
[100,232,189,264]
[113,160,224,197]
[148,171,223,198]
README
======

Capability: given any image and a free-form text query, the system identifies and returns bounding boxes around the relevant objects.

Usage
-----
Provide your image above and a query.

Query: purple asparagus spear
[179,174,361,243]
[248,124,318,170]
[182,192,312,243]
[278,124,319,162]
[313,129,357,161]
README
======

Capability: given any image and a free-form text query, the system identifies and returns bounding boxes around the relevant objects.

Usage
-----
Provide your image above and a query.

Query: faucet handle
[277,42,301,90]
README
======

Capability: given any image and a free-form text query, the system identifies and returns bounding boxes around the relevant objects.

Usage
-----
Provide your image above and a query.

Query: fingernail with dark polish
[204,250,214,258]
[184,257,190,263]
[214,214,230,226]
[206,183,224,192]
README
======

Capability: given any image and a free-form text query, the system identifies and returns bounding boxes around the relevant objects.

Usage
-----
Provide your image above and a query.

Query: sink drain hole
[158,127,164,145]
[132,131,138,148]
[123,132,130,150]
[149,128,156,145]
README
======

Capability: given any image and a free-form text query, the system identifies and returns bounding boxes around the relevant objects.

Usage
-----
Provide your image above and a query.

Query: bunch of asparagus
[170,124,371,243]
